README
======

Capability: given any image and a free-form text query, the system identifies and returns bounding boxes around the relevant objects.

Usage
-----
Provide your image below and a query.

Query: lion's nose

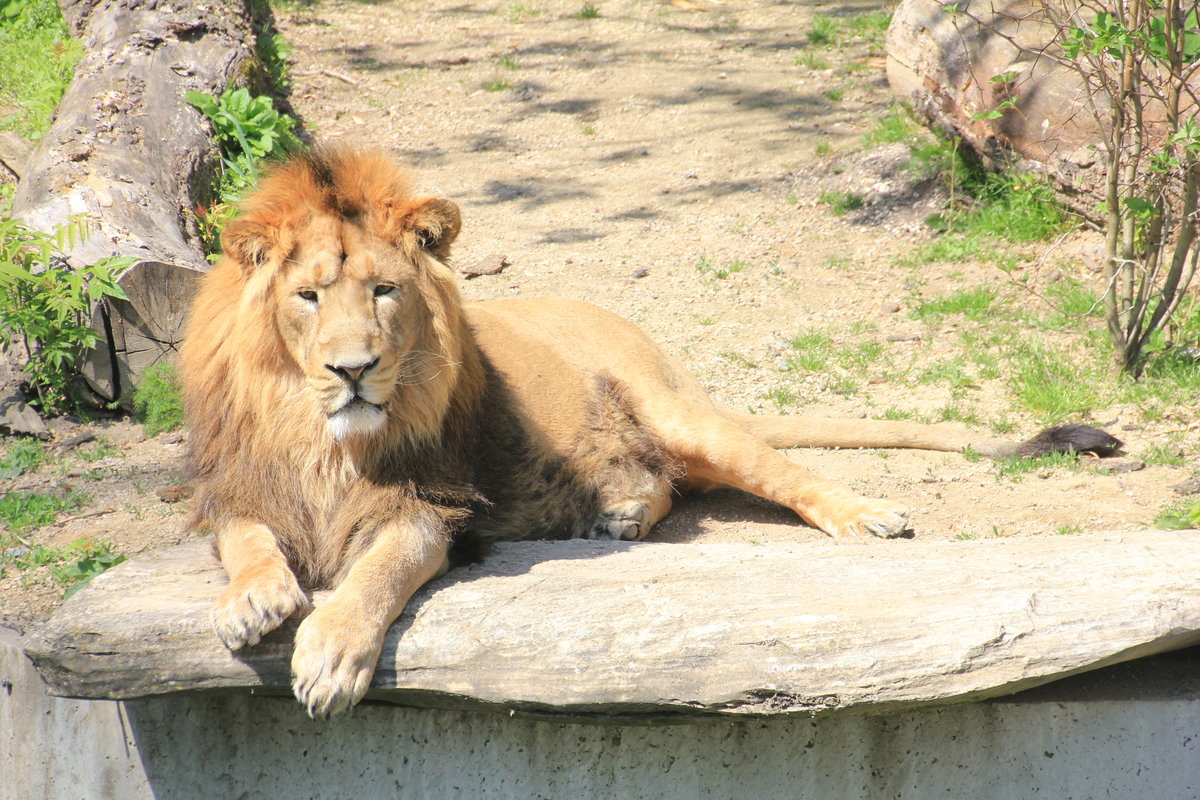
[326,358,379,384]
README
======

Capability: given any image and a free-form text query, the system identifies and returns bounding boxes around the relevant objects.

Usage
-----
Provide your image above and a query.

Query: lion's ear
[406,198,461,262]
[220,218,274,272]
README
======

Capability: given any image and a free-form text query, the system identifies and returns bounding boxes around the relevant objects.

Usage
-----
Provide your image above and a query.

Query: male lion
[180,147,1119,718]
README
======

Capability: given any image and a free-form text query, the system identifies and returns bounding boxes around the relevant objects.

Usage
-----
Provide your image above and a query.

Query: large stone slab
[24,532,1200,719]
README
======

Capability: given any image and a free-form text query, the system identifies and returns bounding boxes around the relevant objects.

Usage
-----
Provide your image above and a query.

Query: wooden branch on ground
[25,531,1200,720]
[9,0,265,406]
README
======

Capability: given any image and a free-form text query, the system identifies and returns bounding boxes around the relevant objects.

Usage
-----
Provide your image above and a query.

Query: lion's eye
[297,289,318,303]
[373,284,397,298]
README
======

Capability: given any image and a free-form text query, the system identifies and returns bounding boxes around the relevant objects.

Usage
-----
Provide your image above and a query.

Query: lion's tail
[718,409,1122,459]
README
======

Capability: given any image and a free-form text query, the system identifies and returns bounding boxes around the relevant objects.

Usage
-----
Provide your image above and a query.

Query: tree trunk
[8,0,265,406]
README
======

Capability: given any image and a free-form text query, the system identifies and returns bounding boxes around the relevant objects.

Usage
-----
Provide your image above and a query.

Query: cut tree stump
[9,0,266,405]
[25,531,1200,719]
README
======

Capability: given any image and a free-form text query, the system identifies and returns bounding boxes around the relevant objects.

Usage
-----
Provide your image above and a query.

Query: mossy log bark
[25,531,1200,720]
[9,0,264,406]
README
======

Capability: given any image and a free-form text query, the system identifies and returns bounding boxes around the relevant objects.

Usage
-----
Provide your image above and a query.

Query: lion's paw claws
[211,570,308,651]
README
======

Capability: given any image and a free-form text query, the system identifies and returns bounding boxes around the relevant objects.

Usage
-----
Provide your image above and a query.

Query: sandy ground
[2,0,1196,630]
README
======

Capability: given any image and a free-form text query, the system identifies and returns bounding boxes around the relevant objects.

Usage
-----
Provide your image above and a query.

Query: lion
[179,147,1120,718]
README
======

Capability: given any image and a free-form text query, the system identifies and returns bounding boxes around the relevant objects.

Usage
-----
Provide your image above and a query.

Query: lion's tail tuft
[1011,424,1123,459]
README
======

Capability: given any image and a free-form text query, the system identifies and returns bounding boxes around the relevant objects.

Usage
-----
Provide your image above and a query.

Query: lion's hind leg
[645,398,910,539]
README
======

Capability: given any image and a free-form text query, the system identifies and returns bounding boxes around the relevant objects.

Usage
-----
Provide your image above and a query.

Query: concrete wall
[4,627,1199,799]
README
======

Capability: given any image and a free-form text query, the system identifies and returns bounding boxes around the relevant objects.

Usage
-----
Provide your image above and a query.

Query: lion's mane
[179,148,482,586]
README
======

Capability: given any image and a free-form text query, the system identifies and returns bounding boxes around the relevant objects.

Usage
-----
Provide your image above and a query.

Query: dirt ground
[2,0,1197,630]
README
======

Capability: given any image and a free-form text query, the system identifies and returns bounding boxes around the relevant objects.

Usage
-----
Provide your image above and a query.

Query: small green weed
[719,350,758,369]
[132,363,185,436]
[786,329,833,372]
[807,15,838,45]
[695,256,747,281]
[497,56,520,69]
[823,88,844,102]
[0,438,47,479]
[1053,523,1084,535]
[482,79,511,92]
[814,140,832,157]
[794,53,829,70]
[578,2,599,19]
[818,191,864,216]
[765,384,799,411]
[503,2,539,22]
[77,442,121,462]
[880,407,915,421]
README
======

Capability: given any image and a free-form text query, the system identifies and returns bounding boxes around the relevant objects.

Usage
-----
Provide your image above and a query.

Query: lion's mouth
[326,398,387,439]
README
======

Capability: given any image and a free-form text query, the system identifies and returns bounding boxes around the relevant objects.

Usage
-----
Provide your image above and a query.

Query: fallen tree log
[884,0,1196,209]
[9,0,265,406]
[24,531,1200,719]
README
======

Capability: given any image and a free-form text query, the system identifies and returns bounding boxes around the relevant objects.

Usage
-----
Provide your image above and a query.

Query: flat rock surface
[25,531,1200,718]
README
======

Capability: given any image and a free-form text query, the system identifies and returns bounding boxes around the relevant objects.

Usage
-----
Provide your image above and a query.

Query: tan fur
[180,148,1054,717]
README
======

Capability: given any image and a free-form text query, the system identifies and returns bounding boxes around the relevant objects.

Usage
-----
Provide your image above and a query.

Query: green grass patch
[578,2,599,19]
[0,438,48,479]
[786,329,834,372]
[765,384,799,411]
[132,363,185,436]
[911,286,997,324]
[993,450,1080,481]
[1140,442,1187,467]
[0,489,86,535]
[1007,343,1104,424]
[861,104,920,149]
[0,0,81,141]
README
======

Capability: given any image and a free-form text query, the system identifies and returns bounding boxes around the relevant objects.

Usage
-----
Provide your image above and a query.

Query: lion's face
[273,216,435,439]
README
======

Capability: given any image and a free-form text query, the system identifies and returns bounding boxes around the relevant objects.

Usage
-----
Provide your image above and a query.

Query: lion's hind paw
[832,498,911,539]
[585,502,651,541]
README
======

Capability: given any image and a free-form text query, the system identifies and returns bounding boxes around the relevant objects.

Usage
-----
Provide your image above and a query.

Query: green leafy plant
[52,540,125,597]
[1154,499,1200,529]
[132,362,184,436]
[186,87,302,198]
[0,438,47,479]
[578,2,599,19]
[0,218,132,413]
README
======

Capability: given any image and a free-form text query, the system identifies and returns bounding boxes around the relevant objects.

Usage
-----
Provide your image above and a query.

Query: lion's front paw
[816,493,911,539]
[291,605,383,719]
[211,565,308,651]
